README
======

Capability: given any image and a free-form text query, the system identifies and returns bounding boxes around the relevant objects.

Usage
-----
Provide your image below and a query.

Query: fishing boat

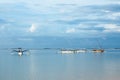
[76,49,87,53]
[92,49,104,53]
[60,49,87,54]
[92,39,104,53]
[12,48,29,56]
[60,49,76,54]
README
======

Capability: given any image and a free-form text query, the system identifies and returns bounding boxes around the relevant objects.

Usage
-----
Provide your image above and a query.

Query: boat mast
[96,39,102,49]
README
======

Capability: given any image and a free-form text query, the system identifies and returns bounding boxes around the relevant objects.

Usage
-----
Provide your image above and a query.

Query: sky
[0,0,120,43]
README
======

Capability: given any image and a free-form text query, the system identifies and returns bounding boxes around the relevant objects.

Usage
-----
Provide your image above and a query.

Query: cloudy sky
[0,0,120,38]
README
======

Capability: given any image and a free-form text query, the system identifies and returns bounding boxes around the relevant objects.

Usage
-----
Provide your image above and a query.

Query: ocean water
[0,49,120,80]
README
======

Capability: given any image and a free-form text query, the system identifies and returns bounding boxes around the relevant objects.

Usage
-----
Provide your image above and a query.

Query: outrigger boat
[92,49,104,53]
[92,39,104,53]
[12,48,29,56]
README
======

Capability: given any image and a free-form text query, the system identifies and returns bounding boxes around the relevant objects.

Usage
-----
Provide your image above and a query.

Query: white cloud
[112,12,120,17]
[97,24,120,33]
[66,28,76,33]
[102,10,111,13]
[111,12,120,19]
[106,12,120,20]
[28,24,38,33]
[103,24,117,29]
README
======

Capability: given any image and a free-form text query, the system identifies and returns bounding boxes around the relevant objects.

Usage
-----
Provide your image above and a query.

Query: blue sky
[0,0,120,37]
[0,0,120,38]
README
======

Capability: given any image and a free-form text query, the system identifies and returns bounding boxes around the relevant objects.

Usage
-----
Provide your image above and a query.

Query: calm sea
[0,49,120,80]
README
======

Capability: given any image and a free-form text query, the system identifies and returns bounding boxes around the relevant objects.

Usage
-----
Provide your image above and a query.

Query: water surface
[0,50,120,80]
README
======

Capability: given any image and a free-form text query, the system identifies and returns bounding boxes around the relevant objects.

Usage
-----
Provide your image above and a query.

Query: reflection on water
[0,50,120,80]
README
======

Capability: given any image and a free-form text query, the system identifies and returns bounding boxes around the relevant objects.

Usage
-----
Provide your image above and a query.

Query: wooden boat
[92,39,104,53]
[92,49,104,53]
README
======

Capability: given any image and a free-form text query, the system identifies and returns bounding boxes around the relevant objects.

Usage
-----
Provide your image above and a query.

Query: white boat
[60,49,86,54]
[12,48,29,56]
[18,52,23,56]
[76,49,87,53]
[60,49,76,54]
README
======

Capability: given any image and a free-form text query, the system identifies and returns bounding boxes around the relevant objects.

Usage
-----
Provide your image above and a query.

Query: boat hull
[18,52,23,56]
[92,49,104,53]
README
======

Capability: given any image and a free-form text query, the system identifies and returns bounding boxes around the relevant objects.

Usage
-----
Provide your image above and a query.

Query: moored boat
[76,49,87,53]
[92,49,104,53]
[60,49,76,54]
[60,49,87,54]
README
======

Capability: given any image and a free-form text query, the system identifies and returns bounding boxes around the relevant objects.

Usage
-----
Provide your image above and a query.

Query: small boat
[18,52,23,56]
[92,49,104,53]
[60,49,87,54]
[12,48,29,56]
[76,49,87,53]
[60,49,76,54]
[92,39,104,53]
